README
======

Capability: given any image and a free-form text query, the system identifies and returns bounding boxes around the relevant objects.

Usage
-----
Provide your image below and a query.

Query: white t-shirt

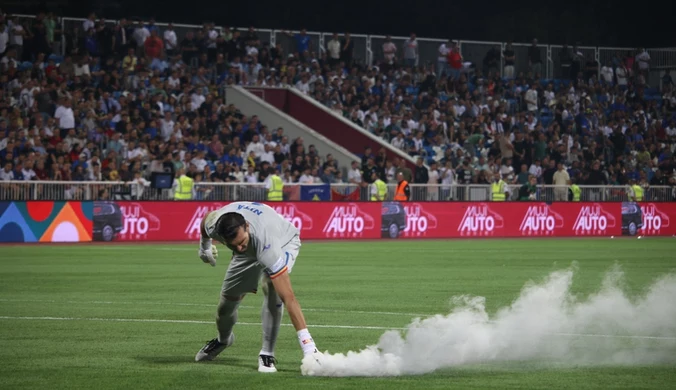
[0,169,14,181]
[260,151,275,164]
[83,19,95,32]
[616,67,627,85]
[245,141,265,158]
[347,168,362,183]
[636,51,650,70]
[437,44,449,62]
[160,119,175,141]
[298,174,314,184]
[167,76,180,89]
[428,169,439,184]
[74,63,90,77]
[525,88,538,112]
[391,136,406,151]
[10,24,24,46]
[382,42,396,63]
[600,66,614,83]
[244,172,258,183]
[134,27,150,47]
[440,167,455,188]
[191,158,207,172]
[327,39,341,59]
[164,30,177,50]
[295,80,310,95]
[22,168,36,181]
[54,106,75,129]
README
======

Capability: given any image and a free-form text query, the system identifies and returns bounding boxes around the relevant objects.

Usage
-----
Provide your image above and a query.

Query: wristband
[297,328,316,355]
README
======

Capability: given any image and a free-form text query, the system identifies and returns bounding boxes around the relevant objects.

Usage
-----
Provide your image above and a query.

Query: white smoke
[301,265,676,376]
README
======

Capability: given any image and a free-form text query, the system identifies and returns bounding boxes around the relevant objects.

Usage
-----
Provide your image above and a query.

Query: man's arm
[269,270,318,356]
[198,212,217,266]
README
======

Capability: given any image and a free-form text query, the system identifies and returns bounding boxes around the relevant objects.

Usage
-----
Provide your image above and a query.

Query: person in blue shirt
[284,29,311,60]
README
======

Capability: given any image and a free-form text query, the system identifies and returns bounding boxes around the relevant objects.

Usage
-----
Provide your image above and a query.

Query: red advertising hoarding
[101,201,381,242]
[93,201,676,243]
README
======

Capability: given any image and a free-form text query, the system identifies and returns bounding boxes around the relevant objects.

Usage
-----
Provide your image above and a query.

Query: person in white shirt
[347,161,362,185]
[133,23,150,51]
[82,13,96,33]
[437,40,451,80]
[245,135,266,159]
[402,33,418,68]
[439,161,456,200]
[244,166,258,183]
[382,36,397,66]
[191,151,208,173]
[635,48,650,77]
[54,98,75,135]
[22,161,36,181]
[0,162,14,181]
[616,64,628,86]
[326,33,341,66]
[391,132,406,151]
[298,168,314,184]
[10,18,25,59]
[260,144,275,165]
[160,112,175,141]
[427,161,440,201]
[600,62,614,85]
[295,73,311,95]
[528,159,543,180]
[129,171,151,199]
[525,85,538,113]
[164,24,178,57]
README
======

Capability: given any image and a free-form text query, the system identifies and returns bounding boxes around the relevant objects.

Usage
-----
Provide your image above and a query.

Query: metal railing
[10,14,676,81]
[1,181,672,202]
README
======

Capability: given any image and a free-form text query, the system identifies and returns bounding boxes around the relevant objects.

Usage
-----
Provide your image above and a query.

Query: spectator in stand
[528,39,542,78]
[503,42,515,79]
[402,33,418,68]
[553,162,570,201]
[382,36,397,73]
[436,39,451,81]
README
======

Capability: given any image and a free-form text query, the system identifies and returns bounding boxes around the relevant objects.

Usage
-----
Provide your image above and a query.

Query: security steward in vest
[174,168,194,200]
[491,172,509,201]
[265,167,284,201]
[393,172,410,201]
[370,170,388,201]
[568,178,581,201]
[628,178,644,202]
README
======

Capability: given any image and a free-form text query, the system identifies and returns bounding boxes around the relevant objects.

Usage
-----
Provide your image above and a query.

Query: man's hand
[300,350,325,376]
[198,246,218,267]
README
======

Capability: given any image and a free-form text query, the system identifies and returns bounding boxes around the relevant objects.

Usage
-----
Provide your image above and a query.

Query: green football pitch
[1,238,675,389]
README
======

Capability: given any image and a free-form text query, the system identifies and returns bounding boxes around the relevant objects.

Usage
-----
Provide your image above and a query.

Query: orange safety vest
[394,180,409,201]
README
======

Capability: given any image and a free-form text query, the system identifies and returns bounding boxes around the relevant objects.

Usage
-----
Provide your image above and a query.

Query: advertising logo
[119,203,162,240]
[323,203,375,238]
[573,203,616,235]
[272,204,314,232]
[185,204,226,239]
[640,203,671,235]
[402,203,438,237]
[458,203,504,236]
[519,205,565,236]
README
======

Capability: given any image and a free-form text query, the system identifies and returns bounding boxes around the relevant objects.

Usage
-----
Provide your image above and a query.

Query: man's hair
[216,212,246,240]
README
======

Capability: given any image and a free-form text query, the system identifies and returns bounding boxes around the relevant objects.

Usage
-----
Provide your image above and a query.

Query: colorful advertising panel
[0,201,93,243]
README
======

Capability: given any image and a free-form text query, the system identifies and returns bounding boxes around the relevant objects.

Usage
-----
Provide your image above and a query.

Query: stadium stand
[0,11,675,201]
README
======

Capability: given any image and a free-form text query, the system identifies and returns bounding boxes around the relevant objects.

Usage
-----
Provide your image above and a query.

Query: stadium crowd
[0,11,675,200]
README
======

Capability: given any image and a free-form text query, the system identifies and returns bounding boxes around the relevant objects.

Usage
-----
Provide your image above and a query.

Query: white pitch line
[0,315,674,341]
[0,298,430,317]
[0,316,404,330]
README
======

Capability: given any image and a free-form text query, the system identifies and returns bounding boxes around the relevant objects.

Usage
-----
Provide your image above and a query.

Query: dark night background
[5,0,674,47]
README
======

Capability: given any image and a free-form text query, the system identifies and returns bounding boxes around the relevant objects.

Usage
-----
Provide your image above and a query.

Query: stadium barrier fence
[1,200,674,243]
[0,181,673,202]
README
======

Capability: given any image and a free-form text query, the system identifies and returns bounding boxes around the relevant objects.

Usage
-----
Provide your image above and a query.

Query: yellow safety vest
[492,181,506,201]
[174,175,193,200]
[370,179,388,201]
[632,184,643,201]
[267,174,284,201]
[570,184,581,201]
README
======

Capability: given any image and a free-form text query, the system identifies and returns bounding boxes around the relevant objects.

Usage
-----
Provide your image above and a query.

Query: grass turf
[1,238,675,389]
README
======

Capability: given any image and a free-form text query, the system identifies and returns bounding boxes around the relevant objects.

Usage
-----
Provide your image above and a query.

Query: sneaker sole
[258,365,278,373]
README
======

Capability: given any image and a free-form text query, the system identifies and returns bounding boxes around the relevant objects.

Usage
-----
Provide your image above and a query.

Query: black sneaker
[194,333,235,362]
[258,354,277,373]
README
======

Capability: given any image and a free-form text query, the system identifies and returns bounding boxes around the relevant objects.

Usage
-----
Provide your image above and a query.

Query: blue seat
[20,61,33,71]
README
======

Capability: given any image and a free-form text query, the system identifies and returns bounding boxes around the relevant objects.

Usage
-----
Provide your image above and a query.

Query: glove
[198,245,218,267]
[300,350,325,376]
